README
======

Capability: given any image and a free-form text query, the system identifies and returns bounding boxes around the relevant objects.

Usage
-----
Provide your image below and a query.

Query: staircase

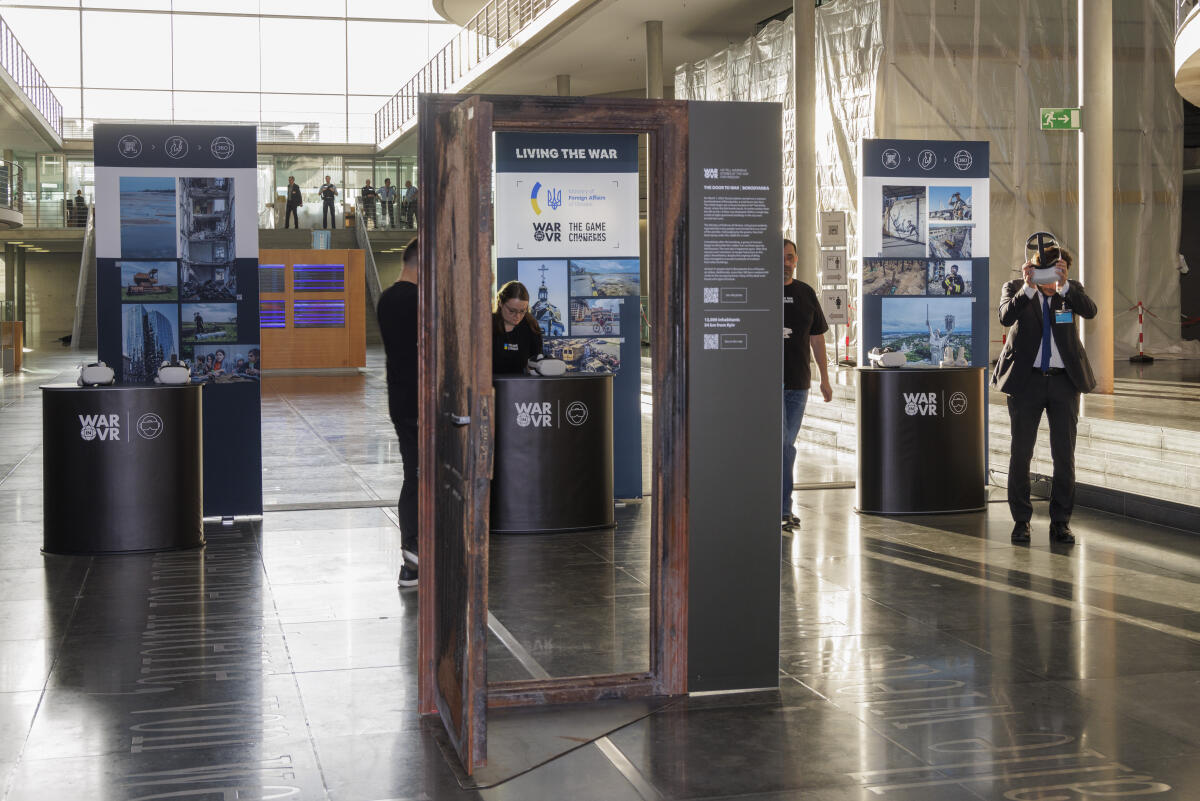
[71,207,96,355]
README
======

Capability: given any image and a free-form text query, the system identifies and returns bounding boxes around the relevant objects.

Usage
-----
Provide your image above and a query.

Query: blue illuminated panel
[294,264,344,293]
[259,264,285,293]
[260,300,285,329]
[294,300,345,328]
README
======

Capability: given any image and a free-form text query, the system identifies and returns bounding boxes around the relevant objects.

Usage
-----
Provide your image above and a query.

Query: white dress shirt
[1024,283,1068,370]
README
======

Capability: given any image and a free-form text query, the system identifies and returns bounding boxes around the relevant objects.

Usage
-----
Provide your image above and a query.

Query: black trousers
[1006,371,1080,523]
[322,200,336,228]
[393,417,418,556]
[284,205,299,228]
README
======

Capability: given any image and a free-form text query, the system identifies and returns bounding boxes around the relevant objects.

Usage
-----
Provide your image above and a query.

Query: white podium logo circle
[137,413,164,439]
[949,392,968,415]
[80,425,97,441]
[516,411,531,427]
[565,401,589,426]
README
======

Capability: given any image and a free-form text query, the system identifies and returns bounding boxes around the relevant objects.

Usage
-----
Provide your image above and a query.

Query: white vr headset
[155,358,191,385]
[78,361,115,386]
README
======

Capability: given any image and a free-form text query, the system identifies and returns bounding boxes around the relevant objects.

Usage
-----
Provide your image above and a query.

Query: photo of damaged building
[179,177,238,302]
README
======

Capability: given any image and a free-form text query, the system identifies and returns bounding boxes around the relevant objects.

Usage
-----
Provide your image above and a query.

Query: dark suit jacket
[286,183,302,208]
[991,278,1097,395]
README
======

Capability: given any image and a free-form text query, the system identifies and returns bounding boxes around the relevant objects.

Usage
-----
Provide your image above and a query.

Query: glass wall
[17,151,415,230]
[0,2,458,144]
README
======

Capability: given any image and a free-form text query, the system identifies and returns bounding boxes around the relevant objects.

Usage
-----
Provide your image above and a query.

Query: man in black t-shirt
[377,238,420,587]
[782,239,833,533]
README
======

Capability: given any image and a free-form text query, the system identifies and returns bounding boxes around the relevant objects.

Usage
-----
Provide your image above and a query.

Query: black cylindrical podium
[856,367,986,515]
[491,374,614,534]
[41,383,204,554]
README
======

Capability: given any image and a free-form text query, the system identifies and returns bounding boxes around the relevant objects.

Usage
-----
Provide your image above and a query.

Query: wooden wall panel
[258,249,365,369]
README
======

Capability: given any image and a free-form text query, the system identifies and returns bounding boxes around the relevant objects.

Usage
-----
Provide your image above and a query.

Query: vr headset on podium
[1026,231,1064,285]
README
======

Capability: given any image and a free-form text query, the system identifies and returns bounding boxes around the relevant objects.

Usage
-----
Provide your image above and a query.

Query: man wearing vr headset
[992,233,1097,545]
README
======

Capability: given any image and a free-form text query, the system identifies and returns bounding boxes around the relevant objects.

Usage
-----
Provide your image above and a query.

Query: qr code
[703,287,720,303]
[703,334,719,350]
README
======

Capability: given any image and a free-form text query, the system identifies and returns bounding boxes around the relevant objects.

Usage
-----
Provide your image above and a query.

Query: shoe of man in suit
[1011,521,1031,544]
[1049,521,1075,544]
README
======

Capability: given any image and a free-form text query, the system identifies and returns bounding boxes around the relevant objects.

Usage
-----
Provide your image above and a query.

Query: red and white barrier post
[1129,301,1154,364]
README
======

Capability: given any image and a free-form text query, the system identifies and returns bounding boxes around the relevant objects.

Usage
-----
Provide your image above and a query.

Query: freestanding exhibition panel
[41,383,203,554]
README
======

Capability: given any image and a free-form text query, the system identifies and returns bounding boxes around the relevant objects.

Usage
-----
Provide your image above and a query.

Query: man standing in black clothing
[378,178,397,228]
[319,175,338,229]
[782,238,833,533]
[992,244,1096,545]
[377,237,420,587]
[284,176,302,228]
[361,179,378,229]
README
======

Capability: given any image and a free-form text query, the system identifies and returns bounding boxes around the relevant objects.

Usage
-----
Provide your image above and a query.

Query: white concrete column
[645,20,663,99]
[1079,0,1114,393]
[794,1,817,287]
[556,74,571,96]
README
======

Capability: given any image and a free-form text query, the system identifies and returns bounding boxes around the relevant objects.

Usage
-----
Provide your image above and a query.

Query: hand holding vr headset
[1023,231,1068,291]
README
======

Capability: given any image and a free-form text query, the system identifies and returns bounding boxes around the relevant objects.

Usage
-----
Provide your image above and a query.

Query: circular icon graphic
[917,149,937,171]
[80,425,97,441]
[881,148,901,169]
[565,401,589,426]
[904,401,919,416]
[516,411,531,427]
[210,136,235,160]
[533,227,546,242]
[949,392,968,415]
[953,149,974,171]
[164,135,189,159]
[117,134,142,158]
[136,412,164,440]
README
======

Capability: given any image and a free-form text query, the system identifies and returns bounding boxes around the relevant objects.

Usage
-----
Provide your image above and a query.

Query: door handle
[448,414,470,426]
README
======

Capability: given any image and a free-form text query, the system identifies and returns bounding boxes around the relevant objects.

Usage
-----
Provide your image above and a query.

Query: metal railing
[1179,0,1200,36]
[0,15,62,137]
[0,160,22,214]
[375,0,560,144]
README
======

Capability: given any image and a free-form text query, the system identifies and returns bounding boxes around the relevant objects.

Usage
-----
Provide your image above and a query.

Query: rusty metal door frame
[418,93,689,770]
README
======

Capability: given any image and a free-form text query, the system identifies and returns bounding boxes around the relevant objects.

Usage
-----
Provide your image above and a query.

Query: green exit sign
[1040,107,1081,130]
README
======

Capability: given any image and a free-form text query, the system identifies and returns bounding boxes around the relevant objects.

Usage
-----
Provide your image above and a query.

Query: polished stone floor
[2,349,1200,799]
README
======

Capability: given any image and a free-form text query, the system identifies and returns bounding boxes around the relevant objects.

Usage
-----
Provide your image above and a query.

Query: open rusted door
[417,94,494,772]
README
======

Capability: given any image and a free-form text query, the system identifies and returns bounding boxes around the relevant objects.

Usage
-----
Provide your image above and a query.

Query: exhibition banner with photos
[858,139,990,368]
[94,124,262,517]
[494,132,641,499]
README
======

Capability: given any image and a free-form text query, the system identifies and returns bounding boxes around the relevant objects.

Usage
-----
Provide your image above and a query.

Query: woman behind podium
[493,281,544,374]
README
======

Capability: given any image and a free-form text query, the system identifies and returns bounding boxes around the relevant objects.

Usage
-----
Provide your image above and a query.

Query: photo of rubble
[928,224,973,259]
[119,260,178,301]
[178,177,235,300]
[543,337,623,374]
[569,298,622,336]
[880,185,926,257]
[181,263,238,302]
[120,177,177,259]
[181,302,238,344]
[569,259,639,297]
[862,258,927,296]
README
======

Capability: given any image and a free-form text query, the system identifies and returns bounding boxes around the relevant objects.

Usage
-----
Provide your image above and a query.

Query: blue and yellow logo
[529,181,562,215]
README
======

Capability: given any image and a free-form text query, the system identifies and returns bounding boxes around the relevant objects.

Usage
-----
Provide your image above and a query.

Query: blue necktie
[1040,294,1052,372]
